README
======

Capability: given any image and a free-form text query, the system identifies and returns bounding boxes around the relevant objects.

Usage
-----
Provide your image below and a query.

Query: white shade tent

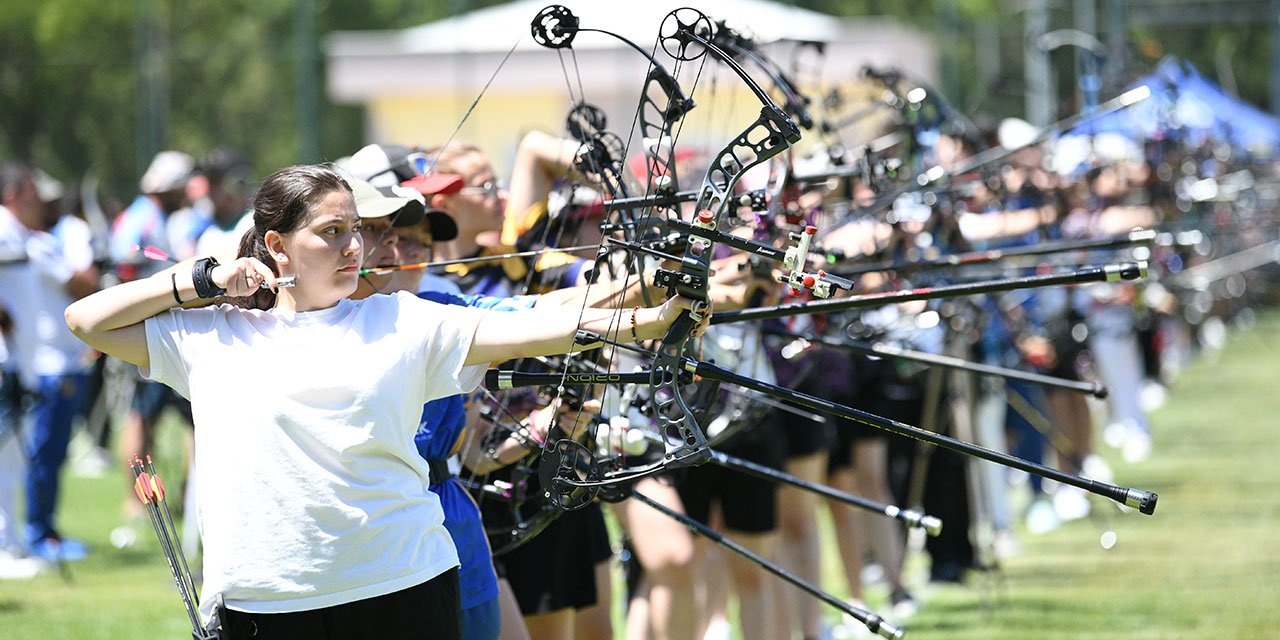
[324,0,937,173]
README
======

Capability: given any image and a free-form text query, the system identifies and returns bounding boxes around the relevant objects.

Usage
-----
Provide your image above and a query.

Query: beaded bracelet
[629,306,640,342]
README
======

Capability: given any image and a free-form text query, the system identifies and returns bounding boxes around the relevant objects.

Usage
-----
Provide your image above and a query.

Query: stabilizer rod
[633,491,905,639]
[763,328,1107,398]
[689,359,1158,515]
[709,449,943,536]
[713,261,1147,325]
[833,229,1157,278]
[484,357,1157,514]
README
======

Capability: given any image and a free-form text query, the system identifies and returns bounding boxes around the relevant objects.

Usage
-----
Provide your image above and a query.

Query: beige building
[325,0,937,175]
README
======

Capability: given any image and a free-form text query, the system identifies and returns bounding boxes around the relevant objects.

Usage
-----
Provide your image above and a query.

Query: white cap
[139,150,194,194]
[998,118,1040,150]
[345,143,420,188]
[33,169,64,203]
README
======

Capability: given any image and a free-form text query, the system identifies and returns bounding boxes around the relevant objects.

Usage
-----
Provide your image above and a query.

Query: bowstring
[393,34,527,519]
[439,35,589,526]
[459,39,639,520]
[550,37,634,452]
[362,35,524,287]
[548,20,717,470]
[530,25,680,456]
[575,28,726,480]
[428,36,523,174]
[456,153,593,524]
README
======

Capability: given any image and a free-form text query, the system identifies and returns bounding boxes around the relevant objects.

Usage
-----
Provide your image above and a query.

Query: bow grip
[658,308,701,350]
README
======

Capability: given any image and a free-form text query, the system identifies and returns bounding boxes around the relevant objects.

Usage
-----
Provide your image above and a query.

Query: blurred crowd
[1,63,1274,640]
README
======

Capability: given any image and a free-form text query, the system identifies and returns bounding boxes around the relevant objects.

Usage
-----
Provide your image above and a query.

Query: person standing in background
[194,148,255,258]
[0,162,100,563]
[106,150,196,549]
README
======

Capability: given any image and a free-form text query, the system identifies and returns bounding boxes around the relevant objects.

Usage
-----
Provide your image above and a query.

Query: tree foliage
[793,0,1277,130]
[0,0,467,201]
[0,0,1274,203]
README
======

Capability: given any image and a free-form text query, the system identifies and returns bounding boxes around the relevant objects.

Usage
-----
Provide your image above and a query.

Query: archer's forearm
[67,260,198,334]
[465,305,664,366]
[533,275,649,311]
[65,260,200,367]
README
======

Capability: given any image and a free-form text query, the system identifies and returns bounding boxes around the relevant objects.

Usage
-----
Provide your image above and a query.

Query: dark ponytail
[228,164,352,310]
[229,225,277,310]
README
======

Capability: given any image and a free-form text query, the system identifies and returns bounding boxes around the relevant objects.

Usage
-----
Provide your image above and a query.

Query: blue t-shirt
[412,289,538,611]
[109,196,170,280]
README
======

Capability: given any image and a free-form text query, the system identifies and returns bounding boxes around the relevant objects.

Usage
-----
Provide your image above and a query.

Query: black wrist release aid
[192,257,226,299]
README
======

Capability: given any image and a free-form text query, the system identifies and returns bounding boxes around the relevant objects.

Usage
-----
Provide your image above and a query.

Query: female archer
[64,163,704,640]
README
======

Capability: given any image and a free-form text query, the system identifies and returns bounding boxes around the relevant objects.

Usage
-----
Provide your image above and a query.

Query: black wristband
[192,257,226,299]
[170,272,183,304]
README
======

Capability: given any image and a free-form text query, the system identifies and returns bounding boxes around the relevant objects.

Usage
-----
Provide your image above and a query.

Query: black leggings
[221,568,460,640]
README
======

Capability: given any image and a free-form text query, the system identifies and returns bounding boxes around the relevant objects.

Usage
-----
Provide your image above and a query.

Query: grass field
[2,314,1279,639]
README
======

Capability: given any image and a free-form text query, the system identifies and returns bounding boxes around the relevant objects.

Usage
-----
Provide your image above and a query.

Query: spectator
[0,162,100,563]
[194,148,256,258]
[107,150,196,549]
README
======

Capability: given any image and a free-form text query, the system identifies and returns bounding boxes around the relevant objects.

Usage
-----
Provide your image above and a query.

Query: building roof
[325,1,933,103]
[326,0,880,58]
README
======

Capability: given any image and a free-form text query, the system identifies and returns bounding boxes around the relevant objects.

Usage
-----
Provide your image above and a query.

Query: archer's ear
[264,230,288,265]
[429,193,449,212]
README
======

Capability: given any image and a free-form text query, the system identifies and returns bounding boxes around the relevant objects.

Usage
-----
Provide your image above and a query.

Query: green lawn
[890,313,1280,640]
[2,314,1279,639]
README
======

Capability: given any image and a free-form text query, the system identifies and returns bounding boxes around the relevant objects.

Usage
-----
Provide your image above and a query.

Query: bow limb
[709,21,815,130]
[529,6,695,301]
[531,5,695,195]
[640,7,803,472]
[527,6,812,496]
[512,5,685,505]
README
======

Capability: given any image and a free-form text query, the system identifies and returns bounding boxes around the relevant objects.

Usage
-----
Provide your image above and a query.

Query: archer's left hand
[644,294,712,341]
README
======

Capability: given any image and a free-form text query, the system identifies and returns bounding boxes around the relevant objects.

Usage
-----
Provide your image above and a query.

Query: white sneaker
[1123,432,1152,463]
[703,617,732,640]
[1025,498,1061,535]
[890,589,919,620]
[993,529,1019,559]
[71,445,114,478]
[1052,485,1091,522]
[832,602,874,639]
[0,550,49,580]
[110,523,140,549]
[1081,454,1114,484]
[1140,380,1168,412]
[860,562,886,587]
[1103,421,1130,449]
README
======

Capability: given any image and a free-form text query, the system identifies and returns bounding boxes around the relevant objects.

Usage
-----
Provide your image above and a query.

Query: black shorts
[1047,337,1084,381]
[499,501,610,615]
[221,568,460,640]
[776,347,891,458]
[676,424,782,534]
[776,407,832,457]
[828,417,888,472]
[131,379,193,425]
[826,358,893,472]
[1046,316,1086,381]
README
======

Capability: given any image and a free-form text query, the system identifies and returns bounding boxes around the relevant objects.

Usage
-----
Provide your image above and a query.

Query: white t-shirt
[143,291,489,618]
[0,208,94,387]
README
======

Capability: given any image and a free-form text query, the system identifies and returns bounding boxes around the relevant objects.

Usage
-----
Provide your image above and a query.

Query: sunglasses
[406,152,432,176]
[458,180,506,199]
[364,151,433,183]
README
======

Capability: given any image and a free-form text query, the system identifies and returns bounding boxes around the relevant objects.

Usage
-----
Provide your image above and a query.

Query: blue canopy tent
[1068,58,1280,157]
